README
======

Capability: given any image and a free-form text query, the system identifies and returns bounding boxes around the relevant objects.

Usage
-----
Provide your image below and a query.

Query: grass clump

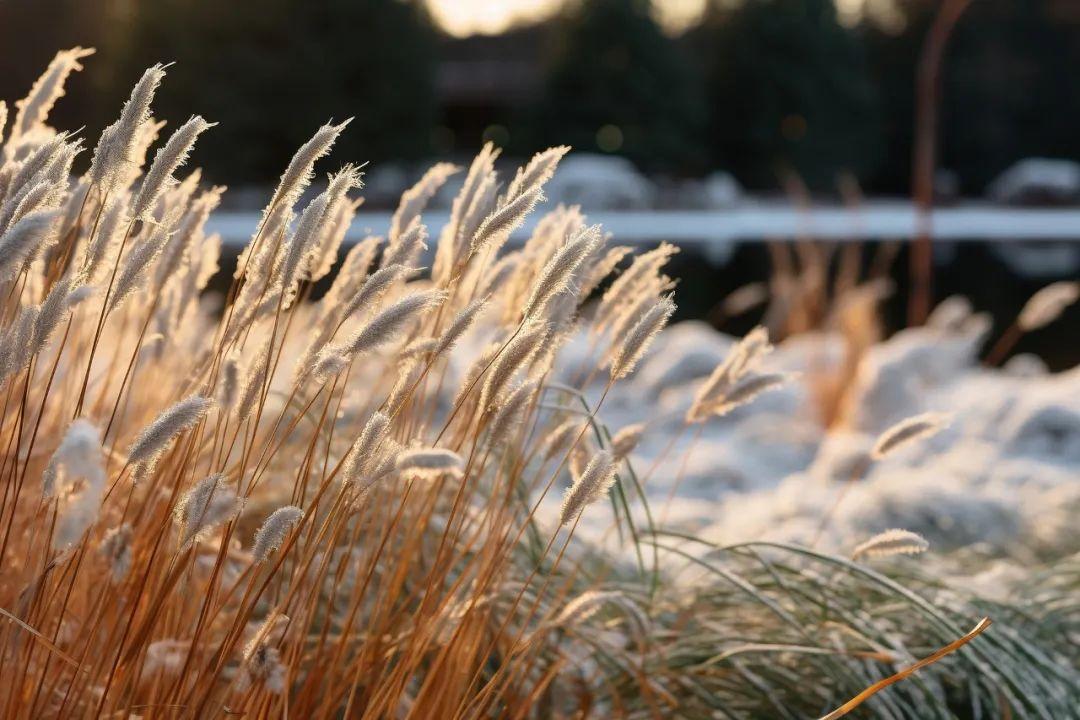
[0,49,1076,719]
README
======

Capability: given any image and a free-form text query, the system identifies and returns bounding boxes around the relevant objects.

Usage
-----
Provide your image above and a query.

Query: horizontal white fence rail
[207,203,1080,249]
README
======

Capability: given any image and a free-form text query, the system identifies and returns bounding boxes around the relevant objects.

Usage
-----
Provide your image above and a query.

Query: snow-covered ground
[521,313,1080,562]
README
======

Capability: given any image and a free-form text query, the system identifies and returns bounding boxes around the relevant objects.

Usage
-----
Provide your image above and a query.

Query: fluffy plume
[45,420,106,550]
[253,506,304,563]
[523,224,603,318]
[871,412,952,460]
[127,395,213,467]
[487,380,539,449]
[382,217,427,269]
[10,47,94,140]
[479,323,548,412]
[396,448,465,480]
[702,372,794,418]
[610,423,644,461]
[435,295,488,355]
[688,326,773,423]
[596,243,679,332]
[104,211,176,314]
[852,529,930,561]
[609,295,676,380]
[131,115,213,219]
[88,64,166,194]
[0,209,58,284]
[217,356,240,411]
[1018,281,1079,331]
[471,186,545,255]
[341,412,392,486]
[389,162,458,243]
[329,289,446,362]
[266,120,351,216]
[552,590,625,628]
[559,450,617,526]
[340,263,415,323]
[173,473,243,547]
[505,145,569,201]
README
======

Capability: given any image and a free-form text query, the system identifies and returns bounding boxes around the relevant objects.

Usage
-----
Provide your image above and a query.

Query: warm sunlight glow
[426,0,562,37]
[426,0,710,36]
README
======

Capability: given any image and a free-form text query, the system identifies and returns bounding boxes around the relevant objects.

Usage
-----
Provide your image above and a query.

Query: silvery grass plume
[610,423,645,461]
[687,325,773,423]
[609,295,676,380]
[310,196,363,283]
[252,506,304,563]
[522,224,603,319]
[505,145,570,201]
[471,185,545,256]
[0,101,6,144]
[487,379,540,449]
[435,295,489,355]
[216,355,241,411]
[703,372,795,418]
[104,209,178,315]
[9,47,94,143]
[396,448,465,480]
[317,289,446,377]
[30,277,93,353]
[382,216,427,268]
[0,209,58,284]
[44,419,106,550]
[131,115,214,220]
[549,590,648,641]
[266,120,351,219]
[1018,281,1080,331]
[852,529,930,561]
[544,419,584,462]
[595,242,679,334]
[279,164,363,296]
[389,161,458,244]
[341,412,392,486]
[338,263,417,326]
[174,473,244,547]
[303,165,364,281]
[479,322,549,413]
[88,63,166,195]
[434,142,499,282]
[559,450,618,526]
[127,395,213,470]
[871,411,952,460]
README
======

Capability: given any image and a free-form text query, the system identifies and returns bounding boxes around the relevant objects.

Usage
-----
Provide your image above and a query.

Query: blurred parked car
[544,154,655,209]
[988,159,1080,206]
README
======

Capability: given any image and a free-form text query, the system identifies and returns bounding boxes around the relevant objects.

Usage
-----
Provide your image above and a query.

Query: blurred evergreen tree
[942,0,1080,192]
[693,0,882,191]
[863,0,1080,194]
[105,0,437,185]
[533,0,707,174]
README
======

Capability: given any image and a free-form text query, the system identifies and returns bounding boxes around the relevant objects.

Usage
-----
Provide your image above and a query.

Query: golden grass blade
[818,617,992,720]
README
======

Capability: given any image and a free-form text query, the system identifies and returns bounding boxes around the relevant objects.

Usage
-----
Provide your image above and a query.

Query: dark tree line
[1,0,1078,195]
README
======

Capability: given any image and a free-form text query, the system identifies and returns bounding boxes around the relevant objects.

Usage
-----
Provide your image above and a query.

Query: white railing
[206,202,1080,248]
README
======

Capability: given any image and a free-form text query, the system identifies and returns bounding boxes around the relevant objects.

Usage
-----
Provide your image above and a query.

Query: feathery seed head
[871,412,952,460]
[559,449,617,526]
[609,295,676,380]
[852,529,930,560]
[253,506,304,563]
[395,447,464,480]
